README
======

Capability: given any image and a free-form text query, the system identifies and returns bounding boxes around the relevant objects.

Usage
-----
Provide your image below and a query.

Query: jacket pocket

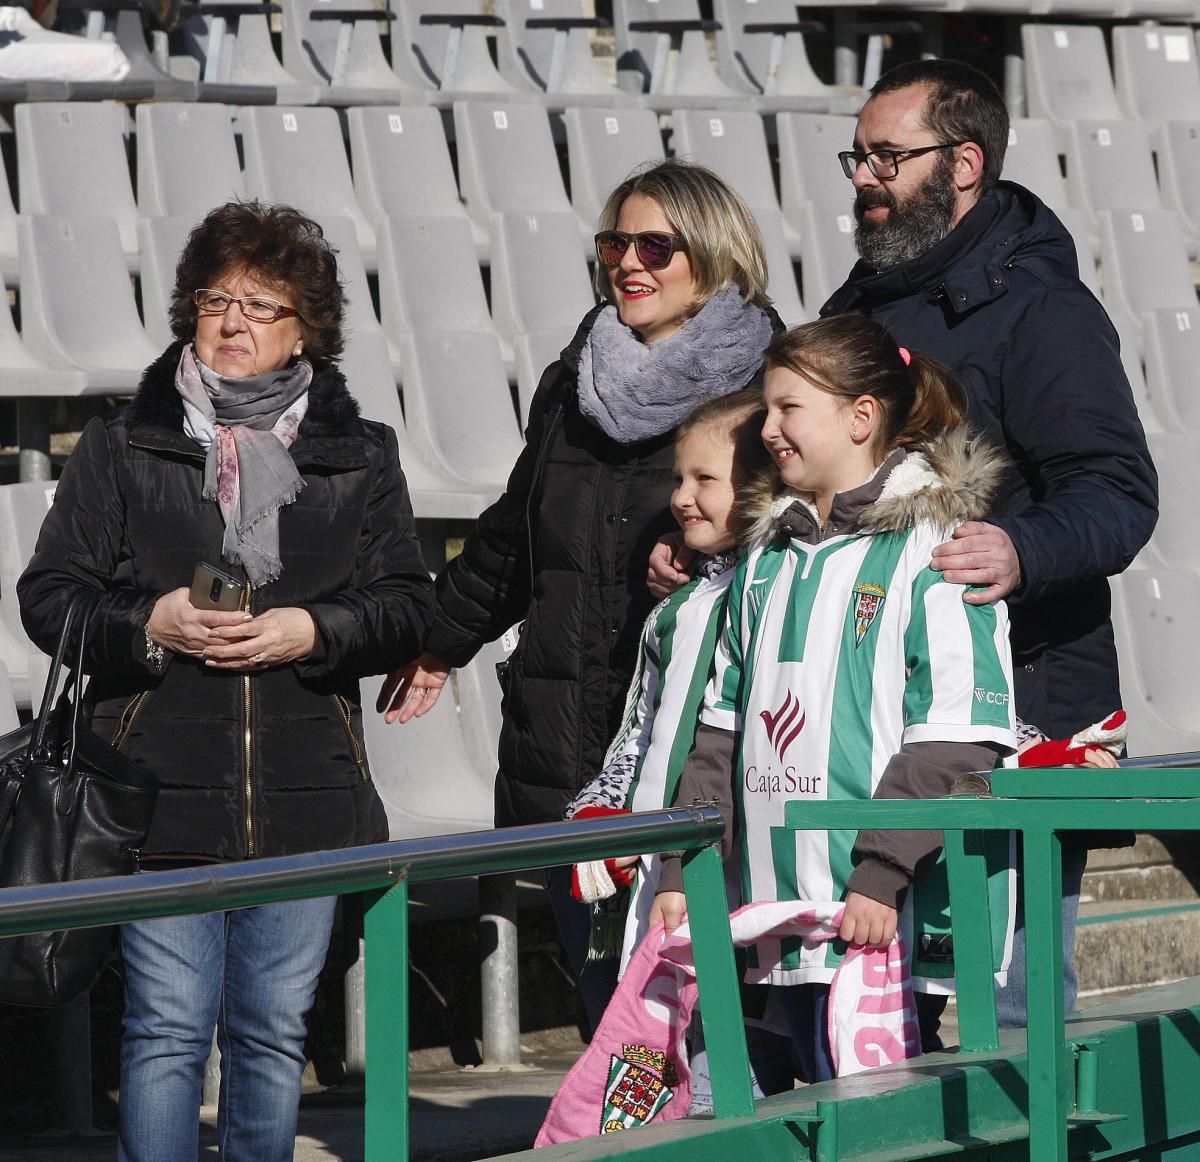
[332,695,370,782]
[111,689,154,752]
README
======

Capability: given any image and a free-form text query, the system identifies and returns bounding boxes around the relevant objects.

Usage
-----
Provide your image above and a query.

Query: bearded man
[822,59,1158,1028]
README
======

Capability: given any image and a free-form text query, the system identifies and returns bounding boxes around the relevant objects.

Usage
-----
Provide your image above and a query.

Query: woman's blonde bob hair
[593,158,771,311]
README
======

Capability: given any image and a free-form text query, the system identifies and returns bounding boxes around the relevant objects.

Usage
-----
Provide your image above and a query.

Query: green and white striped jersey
[703,520,1016,987]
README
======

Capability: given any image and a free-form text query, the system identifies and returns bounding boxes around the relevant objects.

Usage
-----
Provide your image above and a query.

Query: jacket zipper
[112,689,152,751]
[241,583,256,857]
[334,696,369,781]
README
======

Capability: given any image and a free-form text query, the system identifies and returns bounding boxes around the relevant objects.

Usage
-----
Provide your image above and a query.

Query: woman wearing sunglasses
[378,158,782,1030]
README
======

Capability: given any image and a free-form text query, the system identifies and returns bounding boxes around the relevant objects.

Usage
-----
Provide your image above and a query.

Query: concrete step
[1082,833,1200,904]
[1076,898,1200,994]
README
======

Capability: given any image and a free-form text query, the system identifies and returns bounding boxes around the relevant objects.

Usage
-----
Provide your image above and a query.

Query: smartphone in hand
[190,562,245,611]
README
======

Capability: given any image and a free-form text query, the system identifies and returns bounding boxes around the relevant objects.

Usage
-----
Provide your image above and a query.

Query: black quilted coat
[425,304,782,828]
[17,342,434,863]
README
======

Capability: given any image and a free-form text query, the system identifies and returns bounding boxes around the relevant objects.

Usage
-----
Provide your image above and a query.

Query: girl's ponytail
[893,352,969,449]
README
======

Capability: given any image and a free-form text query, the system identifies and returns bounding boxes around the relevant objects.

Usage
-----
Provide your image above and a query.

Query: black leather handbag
[0,597,159,1006]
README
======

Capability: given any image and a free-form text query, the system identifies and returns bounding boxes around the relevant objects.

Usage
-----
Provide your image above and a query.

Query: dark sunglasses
[594,230,686,270]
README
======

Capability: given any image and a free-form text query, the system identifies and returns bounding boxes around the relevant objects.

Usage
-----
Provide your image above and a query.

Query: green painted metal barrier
[0,806,742,1158]
[789,767,1200,1162]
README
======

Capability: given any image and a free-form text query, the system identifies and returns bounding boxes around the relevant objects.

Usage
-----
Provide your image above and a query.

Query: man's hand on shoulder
[930,521,1021,605]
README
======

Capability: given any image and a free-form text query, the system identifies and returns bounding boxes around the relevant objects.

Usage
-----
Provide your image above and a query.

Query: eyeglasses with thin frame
[837,141,966,180]
[594,230,686,270]
[193,289,302,323]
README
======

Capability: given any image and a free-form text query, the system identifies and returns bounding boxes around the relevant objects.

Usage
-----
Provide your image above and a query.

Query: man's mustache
[855,187,896,215]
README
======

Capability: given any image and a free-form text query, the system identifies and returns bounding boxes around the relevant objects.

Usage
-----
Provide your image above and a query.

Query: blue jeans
[117,896,337,1162]
[995,842,1085,1028]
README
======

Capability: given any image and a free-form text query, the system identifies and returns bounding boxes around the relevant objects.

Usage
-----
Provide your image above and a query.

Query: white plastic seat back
[16,102,140,266]
[514,327,574,426]
[1066,121,1161,230]
[137,216,194,351]
[490,209,595,343]
[776,112,856,249]
[394,0,523,99]
[711,0,833,99]
[1099,210,1197,332]
[1111,569,1200,756]
[1143,307,1200,430]
[1113,25,1200,127]
[0,481,57,709]
[613,0,743,102]
[1154,120,1200,245]
[1001,118,1067,209]
[240,105,376,267]
[19,215,160,392]
[1143,433,1200,572]
[453,101,574,244]
[564,105,665,232]
[495,0,618,99]
[360,673,494,839]
[1022,25,1124,132]
[136,103,244,221]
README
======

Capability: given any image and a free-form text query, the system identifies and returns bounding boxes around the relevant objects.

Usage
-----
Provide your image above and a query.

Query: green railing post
[1023,825,1069,1162]
[682,842,756,1119]
[364,879,410,1161]
[943,824,1000,1052]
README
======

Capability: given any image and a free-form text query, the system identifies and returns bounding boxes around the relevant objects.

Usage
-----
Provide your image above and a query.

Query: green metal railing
[791,767,1200,1162]
[0,805,736,1159]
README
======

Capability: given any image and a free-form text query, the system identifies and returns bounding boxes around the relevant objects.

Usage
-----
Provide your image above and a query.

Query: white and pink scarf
[536,900,919,1147]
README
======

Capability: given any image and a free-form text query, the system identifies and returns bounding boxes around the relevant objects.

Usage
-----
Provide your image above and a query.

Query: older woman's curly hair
[169,201,346,363]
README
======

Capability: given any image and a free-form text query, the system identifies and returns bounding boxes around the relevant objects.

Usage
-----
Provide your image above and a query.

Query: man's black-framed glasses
[837,141,966,180]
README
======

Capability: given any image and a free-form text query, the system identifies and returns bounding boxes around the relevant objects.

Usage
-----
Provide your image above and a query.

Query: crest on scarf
[600,1045,677,1134]
[852,582,886,647]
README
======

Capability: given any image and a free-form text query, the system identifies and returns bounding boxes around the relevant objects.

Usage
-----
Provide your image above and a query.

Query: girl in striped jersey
[567,389,771,973]
[654,315,1018,1082]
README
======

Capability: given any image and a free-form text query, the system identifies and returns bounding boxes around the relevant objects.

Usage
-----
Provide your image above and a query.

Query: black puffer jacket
[18,342,434,863]
[426,304,782,827]
[822,182,1158,739]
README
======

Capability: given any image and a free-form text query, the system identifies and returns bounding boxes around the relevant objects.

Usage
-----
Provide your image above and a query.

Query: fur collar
[126,340,363,444]
[744,427,1006,545]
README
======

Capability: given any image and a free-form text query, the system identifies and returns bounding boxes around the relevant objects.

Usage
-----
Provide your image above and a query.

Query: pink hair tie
[898,346,912,366]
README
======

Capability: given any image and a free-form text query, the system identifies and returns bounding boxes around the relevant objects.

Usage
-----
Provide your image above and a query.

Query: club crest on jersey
[852,582,886,647]
[600,1045,677,1134]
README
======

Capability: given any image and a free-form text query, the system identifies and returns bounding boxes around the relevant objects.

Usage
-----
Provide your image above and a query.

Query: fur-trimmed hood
[745,427,1006,545]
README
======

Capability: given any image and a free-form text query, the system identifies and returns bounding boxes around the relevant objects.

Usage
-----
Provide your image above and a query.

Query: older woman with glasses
[18,200,433,1162]
[378,158,782,1030]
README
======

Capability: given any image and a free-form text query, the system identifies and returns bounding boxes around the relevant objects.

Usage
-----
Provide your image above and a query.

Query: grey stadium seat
[1022,25,1124,140]
[452,100,578,257]
[18,216,161,393]
[1143,307,1200,431]
[1154,121,1200,252]
[563,104,665,232]
[495,0,631,107]
[1000,118,1067,210]
[171,0,319,106]
[1110,569,1200,757]
[1098,209,1198,348]
[612,0,750,111]
[1113,25,1200,128]
[277,0,420,106]
[514,327,574,426]
[346,105,488,259]
[137,216,195,351]
[16,102,140,270]
[1064,121,1161,236]
[0,136,19,286]
[360,673,494,839]
[239,105,377,268]
[392,0,531,106]
[775,112,858,311]
[0,480,57,710]
[1141,432,1200,572]
[135,103,244,221]
[0,292,88,399]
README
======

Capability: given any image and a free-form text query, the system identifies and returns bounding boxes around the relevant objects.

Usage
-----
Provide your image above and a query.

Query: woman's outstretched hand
[376,652,451,724]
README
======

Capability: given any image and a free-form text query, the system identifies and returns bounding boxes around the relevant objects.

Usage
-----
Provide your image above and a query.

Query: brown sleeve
[656,722,738,895]
[846,740,1004,909]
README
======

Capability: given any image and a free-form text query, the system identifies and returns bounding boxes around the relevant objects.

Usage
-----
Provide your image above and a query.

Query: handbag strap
[30,595,90,761]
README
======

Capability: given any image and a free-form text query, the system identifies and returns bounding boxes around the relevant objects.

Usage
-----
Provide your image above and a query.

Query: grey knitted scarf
[175,345,311,588]
[576,286,775,444]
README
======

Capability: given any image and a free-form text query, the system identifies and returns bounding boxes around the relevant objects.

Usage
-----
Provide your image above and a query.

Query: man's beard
[853,160,956,271]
